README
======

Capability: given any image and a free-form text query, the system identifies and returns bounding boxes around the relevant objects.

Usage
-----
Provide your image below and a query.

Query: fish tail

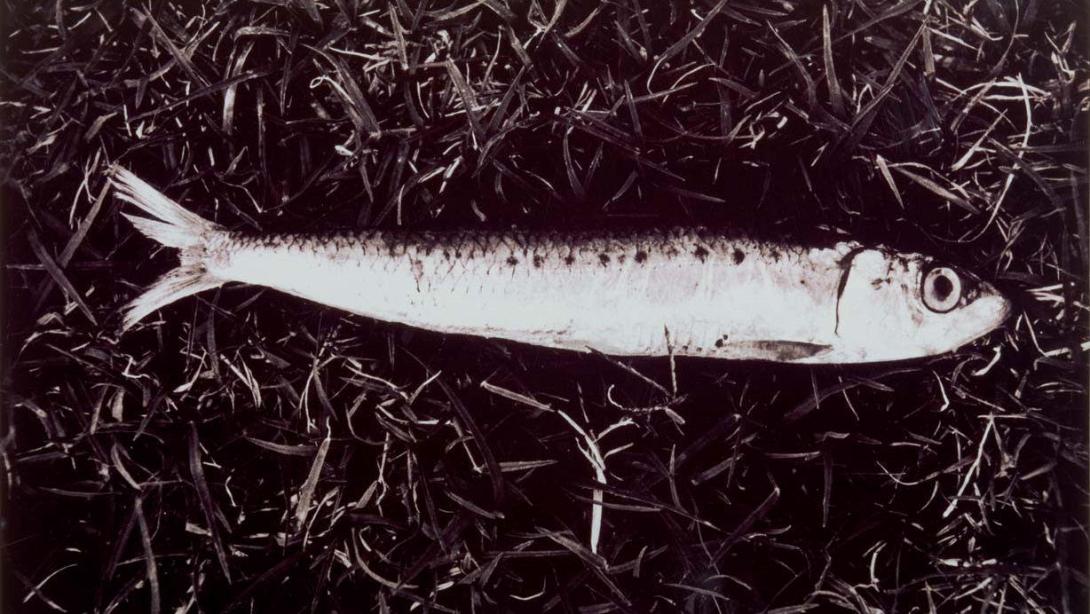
[119,265,224,330]
[111,167,221,248]
[110,166,225,329]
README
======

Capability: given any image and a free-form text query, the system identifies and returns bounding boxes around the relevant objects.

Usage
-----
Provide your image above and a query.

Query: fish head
[833,248,1011,362]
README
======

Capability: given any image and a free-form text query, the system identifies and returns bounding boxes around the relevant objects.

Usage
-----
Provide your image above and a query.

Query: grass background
[2,0,1087,611]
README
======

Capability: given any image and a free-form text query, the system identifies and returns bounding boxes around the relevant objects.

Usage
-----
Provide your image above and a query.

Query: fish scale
[110,168,1012,364]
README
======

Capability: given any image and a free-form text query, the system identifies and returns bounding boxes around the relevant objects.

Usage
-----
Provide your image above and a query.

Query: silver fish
[111,168,1011,364]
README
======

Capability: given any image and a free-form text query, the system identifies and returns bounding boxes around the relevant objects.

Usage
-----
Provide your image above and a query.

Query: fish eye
[921,266,962,313]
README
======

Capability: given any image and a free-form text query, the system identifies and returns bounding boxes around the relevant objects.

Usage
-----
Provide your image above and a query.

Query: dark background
[2,0,1087,611]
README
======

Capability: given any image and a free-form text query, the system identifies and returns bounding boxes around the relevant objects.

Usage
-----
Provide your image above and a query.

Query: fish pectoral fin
[727,340,833,361]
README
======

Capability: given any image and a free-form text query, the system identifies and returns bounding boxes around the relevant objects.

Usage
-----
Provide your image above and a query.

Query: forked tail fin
[110,167,226,330]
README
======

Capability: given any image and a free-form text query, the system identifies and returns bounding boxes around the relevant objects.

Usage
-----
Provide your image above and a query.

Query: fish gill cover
[1,0,1087,612]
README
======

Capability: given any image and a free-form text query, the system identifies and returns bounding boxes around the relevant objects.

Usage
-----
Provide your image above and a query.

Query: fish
[110,168,1011,364]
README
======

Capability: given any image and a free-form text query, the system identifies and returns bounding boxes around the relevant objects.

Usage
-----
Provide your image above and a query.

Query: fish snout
[960,281,1013,350]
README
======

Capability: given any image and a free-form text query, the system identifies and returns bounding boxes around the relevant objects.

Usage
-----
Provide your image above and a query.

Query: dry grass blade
[223,552,307,613]
[438,378,505,504]
[892,166,979,213]
[873,155,903,208]
[710,485,781,565]
[652,0,730,75]
[134,498,161,614]
[447,490,504,520]
[59,180,109,265]
[294,428,331,532]
[544,531,631,606]
[245,436,317,456]
[480,380,553,412]
[26,229,97,325]
[128,69,273,122]
[136,8,208,88]
[444,59,484,144]
[844,23,925,147]
[822,5,845,116]
[188,424,232,583]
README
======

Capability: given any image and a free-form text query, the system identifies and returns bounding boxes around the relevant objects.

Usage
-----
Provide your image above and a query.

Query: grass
[2,0,1087,611]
